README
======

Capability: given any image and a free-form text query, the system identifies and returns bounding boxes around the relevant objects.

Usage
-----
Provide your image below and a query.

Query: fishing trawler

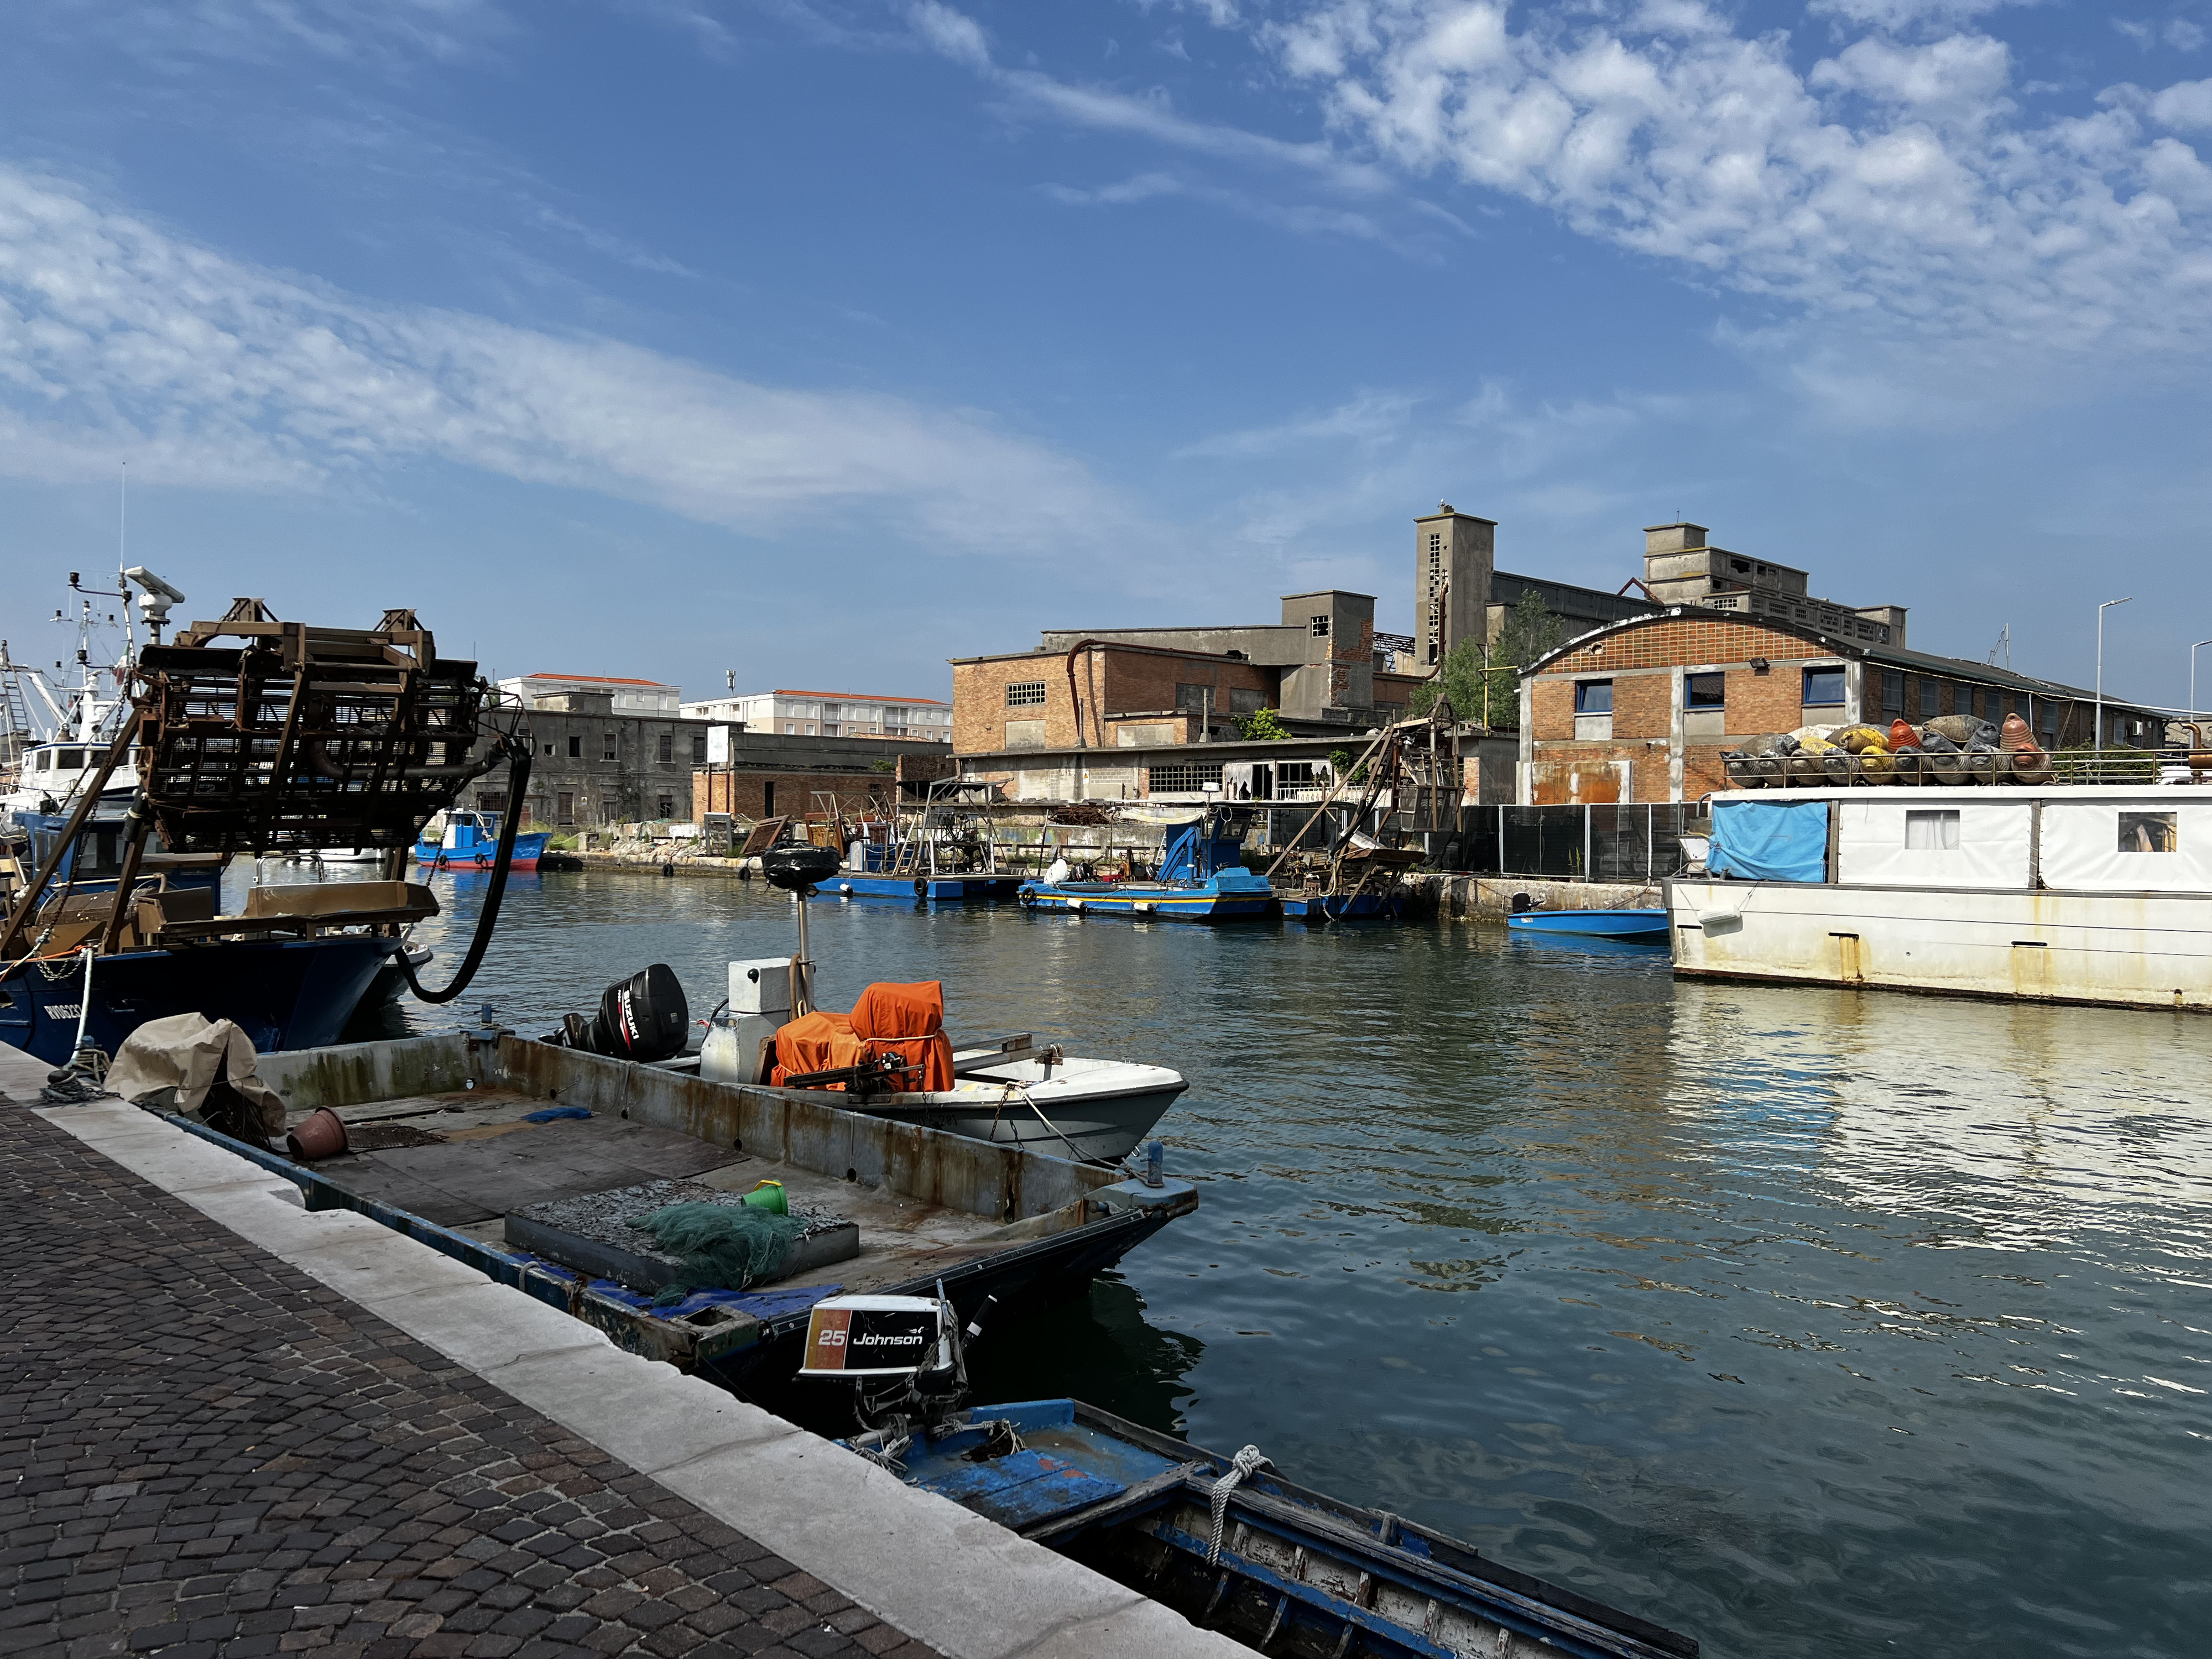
[1018,808,1272,920]
[2,599,529,1067]
[415,807,551,872]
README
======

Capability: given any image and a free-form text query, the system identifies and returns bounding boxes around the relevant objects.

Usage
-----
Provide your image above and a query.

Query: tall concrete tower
[1415,504,1494,669]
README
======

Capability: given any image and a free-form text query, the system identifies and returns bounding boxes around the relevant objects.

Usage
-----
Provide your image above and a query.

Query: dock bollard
[1143,1140,1165,1188]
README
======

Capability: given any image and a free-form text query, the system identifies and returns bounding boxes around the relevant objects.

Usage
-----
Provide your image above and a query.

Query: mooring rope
[1206,1445,1270,1565]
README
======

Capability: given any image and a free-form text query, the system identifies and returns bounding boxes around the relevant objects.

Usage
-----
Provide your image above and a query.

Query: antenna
[1987,624,2011,671]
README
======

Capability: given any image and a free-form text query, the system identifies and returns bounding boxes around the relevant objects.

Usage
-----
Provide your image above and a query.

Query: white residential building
[680,688,952,742]
[498,673,684,714]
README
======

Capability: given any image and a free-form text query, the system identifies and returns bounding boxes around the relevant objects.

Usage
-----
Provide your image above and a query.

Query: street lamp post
[2096,597,2132,760]
[2192,639,2212,728]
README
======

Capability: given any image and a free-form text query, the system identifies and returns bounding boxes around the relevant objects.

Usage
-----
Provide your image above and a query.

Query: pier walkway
[0,1048,1236,1659]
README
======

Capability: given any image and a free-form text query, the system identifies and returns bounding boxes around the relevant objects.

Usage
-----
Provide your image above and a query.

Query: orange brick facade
[693,770,896,822]
[952,646,1276,755]
[1525,613,2112,803]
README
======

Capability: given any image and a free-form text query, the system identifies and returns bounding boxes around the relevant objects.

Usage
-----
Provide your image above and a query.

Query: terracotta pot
[286,1107,349,1161]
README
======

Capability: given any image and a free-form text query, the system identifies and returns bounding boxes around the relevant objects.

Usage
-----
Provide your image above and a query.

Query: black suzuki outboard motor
[548,963,689,1061]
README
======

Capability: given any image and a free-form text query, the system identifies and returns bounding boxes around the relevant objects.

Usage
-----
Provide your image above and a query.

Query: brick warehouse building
[1520,609,2166,804]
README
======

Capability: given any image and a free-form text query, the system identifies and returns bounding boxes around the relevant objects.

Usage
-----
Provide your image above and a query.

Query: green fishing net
[625,1202,804,1307]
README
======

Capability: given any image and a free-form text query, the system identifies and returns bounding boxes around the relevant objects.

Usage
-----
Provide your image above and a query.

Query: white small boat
[832,1046,1188,1164]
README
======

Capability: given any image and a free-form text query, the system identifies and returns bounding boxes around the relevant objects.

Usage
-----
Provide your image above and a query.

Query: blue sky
[7,1,2212,709]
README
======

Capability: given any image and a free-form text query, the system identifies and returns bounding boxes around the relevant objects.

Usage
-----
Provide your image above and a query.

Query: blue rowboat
[1506,907,1671,941]
[869,1398,1697,1659]
[1276,889,1403,923]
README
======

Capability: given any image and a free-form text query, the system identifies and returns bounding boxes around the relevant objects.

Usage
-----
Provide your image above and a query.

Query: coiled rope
[1206,1445,1270,1565]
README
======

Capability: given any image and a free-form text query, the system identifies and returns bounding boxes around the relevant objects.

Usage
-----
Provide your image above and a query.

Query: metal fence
[1446,804,1706,881]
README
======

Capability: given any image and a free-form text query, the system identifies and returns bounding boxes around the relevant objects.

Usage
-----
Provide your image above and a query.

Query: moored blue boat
[828,872,1021,902]
[1018,814,1271,921]
[1506,907,1671,942]
[415,808,550,872]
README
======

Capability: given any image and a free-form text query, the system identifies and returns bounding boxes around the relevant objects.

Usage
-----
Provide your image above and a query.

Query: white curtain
[2041,801,2212,892]
[1837,800,2031,888]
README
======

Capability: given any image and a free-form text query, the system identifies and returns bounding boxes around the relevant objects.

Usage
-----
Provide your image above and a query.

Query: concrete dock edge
[13,1058,1246,1659]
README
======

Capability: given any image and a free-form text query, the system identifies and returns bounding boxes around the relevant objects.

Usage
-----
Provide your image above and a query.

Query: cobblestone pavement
[0,1101,943,1659]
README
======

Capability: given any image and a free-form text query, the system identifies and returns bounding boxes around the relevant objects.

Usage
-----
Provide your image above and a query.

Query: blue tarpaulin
[1709,801,1829,882]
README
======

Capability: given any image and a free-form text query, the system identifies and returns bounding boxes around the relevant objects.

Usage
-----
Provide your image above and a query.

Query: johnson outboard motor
[547,963,690,1061]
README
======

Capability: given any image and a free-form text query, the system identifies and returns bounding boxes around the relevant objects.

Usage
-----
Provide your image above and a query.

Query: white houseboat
[1667,786,2212,1011]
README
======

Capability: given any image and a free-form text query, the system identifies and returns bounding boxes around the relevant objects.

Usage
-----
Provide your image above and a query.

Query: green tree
[1408,591,1563,729]
[1235,707,1294,741]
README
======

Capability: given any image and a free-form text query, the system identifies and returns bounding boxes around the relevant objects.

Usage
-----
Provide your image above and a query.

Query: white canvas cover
[1836,800,2033,889]
[2040,801,2212,893]
[106,1012,286,1133]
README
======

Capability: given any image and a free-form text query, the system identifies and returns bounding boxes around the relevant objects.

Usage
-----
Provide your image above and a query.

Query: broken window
[2119,811,2178,853]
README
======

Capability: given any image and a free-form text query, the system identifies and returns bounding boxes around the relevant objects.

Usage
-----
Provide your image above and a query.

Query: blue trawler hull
[0,934,404,1065]
[828,873,1021,902]
[1017,879,1274,920]
[1277,890,1404,923]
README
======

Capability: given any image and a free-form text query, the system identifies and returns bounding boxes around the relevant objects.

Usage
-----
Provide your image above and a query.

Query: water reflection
[268,863,2209,1658]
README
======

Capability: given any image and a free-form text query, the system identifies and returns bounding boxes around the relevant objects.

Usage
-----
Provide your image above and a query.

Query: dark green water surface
[378,869,2209,1659]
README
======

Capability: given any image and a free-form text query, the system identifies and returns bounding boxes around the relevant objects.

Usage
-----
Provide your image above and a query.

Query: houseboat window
[1574,680,1614,714]
[1905,810,1960,850]
[2119,811,2178,853]
[1686,673,1725,709]
[1802,666,1845,706]
[1006,681,1047,708]
[1882,671,1904,713]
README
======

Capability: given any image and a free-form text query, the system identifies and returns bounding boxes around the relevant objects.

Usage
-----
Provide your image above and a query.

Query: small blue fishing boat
[801,1292,1698,1659]
[1018,813,1272,921]
[1276,888,1402,922]
[415,808,550,872]
[1506,907,1671,942]
[830,872,1021,902]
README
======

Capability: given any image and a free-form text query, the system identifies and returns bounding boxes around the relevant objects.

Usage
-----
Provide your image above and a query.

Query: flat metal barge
[179,1030,1194,1394]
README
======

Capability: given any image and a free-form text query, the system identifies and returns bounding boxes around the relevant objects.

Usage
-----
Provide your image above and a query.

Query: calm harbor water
[348,865,2206,1659]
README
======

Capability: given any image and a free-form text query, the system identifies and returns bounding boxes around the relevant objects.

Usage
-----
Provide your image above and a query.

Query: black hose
[397,739,531,1005]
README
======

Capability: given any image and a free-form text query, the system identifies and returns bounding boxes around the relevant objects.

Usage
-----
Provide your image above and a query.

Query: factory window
[567,735,581,758]
[1006,681,1047,708]
[1882,672,1904,714]
[1428,533,1442,562]
[1802,666,1845,707]
[1146,761,1225,795]
[764,782,776,814]
[656,795,674,819]
[1574,680,1613,714]
[1917,678,1939,718]
[784,722,797,733]
[2120,811,2178,853]
[658,734,673,763]
[557,791,575,824]
[692,733,707,763]
[1905,810,1960,850]
[603,733,618,760]
[1310,615,1330,638]
[1686,673,1725,709]
[542,742,554,756]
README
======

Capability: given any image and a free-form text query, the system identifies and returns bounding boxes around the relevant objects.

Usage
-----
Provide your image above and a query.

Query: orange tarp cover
[769,1010,864,1089]
[771,982,954,1092]
[851,981,955,1093]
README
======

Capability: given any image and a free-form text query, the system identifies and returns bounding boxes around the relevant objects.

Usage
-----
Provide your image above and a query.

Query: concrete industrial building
[497,672,685,715]
[461,684,950,831]
[680,688,952,742]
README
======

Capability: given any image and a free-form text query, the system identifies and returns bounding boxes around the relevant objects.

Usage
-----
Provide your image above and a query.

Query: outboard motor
[761,843,841,891]
[547,963,689,1061]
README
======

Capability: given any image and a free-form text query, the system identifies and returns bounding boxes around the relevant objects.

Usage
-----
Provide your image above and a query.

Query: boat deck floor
[287,1089,1024,1294]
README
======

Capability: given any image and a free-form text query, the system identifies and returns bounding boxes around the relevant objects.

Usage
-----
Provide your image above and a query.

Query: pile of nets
[625,1202,805,1307]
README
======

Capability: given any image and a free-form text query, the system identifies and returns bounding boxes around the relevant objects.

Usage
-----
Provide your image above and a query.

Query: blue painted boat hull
[0,935,405,1065]
[875,1399,1696,1659]
[1018,880,1274,921]
[415,831,550,871]
[1506,907,1670,941]
[1277,890,1403,923]
[828,873,1021,902]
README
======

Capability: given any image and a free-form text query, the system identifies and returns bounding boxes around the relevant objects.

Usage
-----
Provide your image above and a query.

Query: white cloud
[0,165,1126,554]
[1255,1,2212,381]
[1807,0,2021,28]
[2152,77,2212,129]
[1039,169,1388,238]
[906,0,991,69]
[28,0,507,68]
